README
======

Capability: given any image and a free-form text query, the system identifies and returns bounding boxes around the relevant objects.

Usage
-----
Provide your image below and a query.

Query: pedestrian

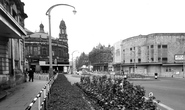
[28,68,34,82]
[24,68,28,82]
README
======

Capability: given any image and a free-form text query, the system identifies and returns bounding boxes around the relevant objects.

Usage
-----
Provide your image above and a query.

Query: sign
[174,54,185,61]
[149,92,153,97]
[64,66,67,72]
[39,61,46,65]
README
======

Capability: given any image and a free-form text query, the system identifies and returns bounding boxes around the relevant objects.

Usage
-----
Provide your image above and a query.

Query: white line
[145,97,174,110]
[157,102,174,110]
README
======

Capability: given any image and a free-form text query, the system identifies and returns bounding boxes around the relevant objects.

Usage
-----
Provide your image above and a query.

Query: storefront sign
[174,54,185,61]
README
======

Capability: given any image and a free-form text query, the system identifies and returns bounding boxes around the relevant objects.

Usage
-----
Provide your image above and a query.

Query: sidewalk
[0,79,47,110]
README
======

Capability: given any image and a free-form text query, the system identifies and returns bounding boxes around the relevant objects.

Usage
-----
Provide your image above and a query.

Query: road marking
[153,100,174,110]
[145,97,174,110]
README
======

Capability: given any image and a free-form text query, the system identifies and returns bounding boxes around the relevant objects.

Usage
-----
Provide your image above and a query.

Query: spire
[39,23,44,33]
[59,19,66,29]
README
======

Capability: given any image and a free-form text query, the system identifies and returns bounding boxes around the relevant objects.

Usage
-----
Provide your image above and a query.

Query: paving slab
[0,79,47,110]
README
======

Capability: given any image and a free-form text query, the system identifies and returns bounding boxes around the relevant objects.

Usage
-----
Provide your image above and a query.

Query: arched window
[33,47,38,55]
[43,47,47,55]
[59,49,62,56]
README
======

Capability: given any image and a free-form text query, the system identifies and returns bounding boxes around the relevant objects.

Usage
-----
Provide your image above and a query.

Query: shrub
[77,75,158,110]
[48,74,91,110]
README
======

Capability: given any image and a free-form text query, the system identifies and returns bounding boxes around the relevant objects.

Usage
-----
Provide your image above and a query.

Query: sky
[22,0,185,59]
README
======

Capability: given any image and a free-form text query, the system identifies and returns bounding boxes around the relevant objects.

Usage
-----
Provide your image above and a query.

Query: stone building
[25,20,69,73]
[113,33,185,77]
[0,0,27,86]
[89,44,113,71]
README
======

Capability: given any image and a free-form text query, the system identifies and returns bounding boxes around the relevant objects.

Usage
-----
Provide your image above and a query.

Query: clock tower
[59,20,67,42]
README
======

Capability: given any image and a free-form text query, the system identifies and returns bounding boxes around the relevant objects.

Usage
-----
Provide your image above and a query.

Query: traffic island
[47,74,92,110]
[76,75,160,110]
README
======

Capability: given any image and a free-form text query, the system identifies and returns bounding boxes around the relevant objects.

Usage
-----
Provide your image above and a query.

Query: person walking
[28,68,34,82]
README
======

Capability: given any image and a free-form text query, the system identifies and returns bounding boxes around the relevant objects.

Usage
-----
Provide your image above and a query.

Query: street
[65,74,185,110]
[131,77,185,110]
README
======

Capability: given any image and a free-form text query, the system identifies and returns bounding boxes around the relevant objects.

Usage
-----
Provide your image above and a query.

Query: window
[30,47,32,54]
[138,58,141,63]
[162,58,168,62]
[34,47,38,55]
[158,57,161,61]
[130,48,132,51]
[151,45,153,48]
[43,48,47,55]
[130,59,132,63]
[59,50,62,56]
[166,67,171,72]
[151,58,154,62]
[38,47,40,55]
[158,45,161,48]
[162,45,167,48]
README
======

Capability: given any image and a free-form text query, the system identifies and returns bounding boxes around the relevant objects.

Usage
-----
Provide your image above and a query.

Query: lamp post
[46,4,76,78]
[182,52,185,78]
[72,50,79,74]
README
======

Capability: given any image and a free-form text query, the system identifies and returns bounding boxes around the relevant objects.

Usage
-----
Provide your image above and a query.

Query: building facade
[113,33,185,77]
[0,0,27,86]
[89,44,113,71]
[25,20,69,73]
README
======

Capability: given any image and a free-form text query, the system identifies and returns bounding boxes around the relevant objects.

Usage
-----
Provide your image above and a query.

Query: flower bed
[48,74,91,110]
[76,75,159,110]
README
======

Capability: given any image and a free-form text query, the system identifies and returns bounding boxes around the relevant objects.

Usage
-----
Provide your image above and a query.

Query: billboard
[174,54,185,61]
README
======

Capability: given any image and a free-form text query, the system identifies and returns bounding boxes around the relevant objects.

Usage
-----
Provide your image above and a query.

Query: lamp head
[73,9,77,14]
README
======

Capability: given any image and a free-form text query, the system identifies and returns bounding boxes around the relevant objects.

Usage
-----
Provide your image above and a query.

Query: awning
[0,4,27,39]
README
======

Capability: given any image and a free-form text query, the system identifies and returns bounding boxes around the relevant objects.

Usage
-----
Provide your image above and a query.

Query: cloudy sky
[22,0,185,59]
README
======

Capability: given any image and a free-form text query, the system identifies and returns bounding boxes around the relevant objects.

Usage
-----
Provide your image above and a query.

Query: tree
[76,52,89,70]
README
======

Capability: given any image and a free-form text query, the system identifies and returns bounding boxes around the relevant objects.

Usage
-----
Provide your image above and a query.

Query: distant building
[89,44,113,71]
[25,20,70,73]
[0,0,27,86]
[113,33,185,77]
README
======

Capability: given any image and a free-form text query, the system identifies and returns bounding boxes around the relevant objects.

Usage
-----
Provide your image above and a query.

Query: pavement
[0,78,48,110]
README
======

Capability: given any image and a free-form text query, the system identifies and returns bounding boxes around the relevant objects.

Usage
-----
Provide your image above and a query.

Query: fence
[25,73,58,110]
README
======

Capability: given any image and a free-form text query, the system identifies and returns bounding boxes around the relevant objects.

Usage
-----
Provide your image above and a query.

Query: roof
[27,32,55,39]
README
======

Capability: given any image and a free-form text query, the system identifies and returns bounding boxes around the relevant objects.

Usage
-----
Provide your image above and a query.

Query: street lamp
[72,50,79,74]
[183,52,185,78]
[46,4,76,78]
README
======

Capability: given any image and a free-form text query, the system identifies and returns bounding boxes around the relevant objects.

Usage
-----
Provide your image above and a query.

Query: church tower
[59,20,68,42]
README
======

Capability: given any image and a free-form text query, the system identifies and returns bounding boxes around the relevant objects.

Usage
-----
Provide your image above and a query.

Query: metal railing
[25,73,58,110]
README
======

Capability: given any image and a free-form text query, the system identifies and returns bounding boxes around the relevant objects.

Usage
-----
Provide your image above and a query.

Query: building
[113,33,185,77]
[25,20,69,73]
[0,0,27,86]
[89,44,113,71]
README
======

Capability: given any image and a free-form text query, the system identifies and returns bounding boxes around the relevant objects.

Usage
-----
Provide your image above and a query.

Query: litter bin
[154,73,158,79]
